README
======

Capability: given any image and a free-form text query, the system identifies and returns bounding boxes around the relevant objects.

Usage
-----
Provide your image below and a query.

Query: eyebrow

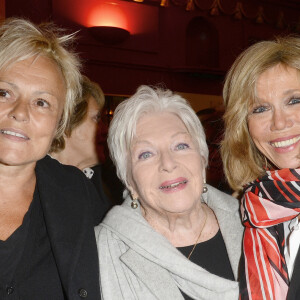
[0,80,17,89]
[132,131,189,146]
[0,80,58,98]
[282,89,300,96]
[253,88,300,104]
[171,131,189,138]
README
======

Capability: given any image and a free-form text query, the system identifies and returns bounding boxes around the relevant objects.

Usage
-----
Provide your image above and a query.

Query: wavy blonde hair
[221,36,300,192]
[0,18,82,152]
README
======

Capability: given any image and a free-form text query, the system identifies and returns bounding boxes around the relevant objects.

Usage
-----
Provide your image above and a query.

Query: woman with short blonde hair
[0,18,82,152]
[0,18,103,299]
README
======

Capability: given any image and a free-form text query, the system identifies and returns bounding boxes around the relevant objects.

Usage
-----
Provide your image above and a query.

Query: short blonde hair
[108,85,208,189]
[0,18,82,152]
[221,36,300,192]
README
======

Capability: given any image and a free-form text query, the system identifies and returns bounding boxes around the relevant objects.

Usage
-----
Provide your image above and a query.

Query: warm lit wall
[5,0,300,107]
[50,0,299,98]
[0,0,4,20]
[178,93,223,114]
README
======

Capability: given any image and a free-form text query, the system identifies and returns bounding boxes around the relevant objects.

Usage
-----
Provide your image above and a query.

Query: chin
[276,160,300,169]
[163,204,194,214]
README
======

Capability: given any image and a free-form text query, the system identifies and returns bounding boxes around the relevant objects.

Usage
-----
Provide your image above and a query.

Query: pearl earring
[131,195,139,209]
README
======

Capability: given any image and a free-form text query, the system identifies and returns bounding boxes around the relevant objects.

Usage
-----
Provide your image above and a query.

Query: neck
[51,143,97,170]
[142,201,219,247]
[0,162,36,205]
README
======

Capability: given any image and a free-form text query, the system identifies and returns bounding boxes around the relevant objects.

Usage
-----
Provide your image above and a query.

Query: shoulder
[203,184,240,213]
[36,155,107,224]
[36,155,88,186]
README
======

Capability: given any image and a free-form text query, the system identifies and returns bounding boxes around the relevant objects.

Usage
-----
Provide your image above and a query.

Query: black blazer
[287,248,300,299]
[32,155,104,299]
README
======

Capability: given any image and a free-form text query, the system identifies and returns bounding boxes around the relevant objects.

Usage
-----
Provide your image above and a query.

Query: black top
[0,186,65,299]
[177,230,235,300]
[0,194,31,288]
[0,156,103,299]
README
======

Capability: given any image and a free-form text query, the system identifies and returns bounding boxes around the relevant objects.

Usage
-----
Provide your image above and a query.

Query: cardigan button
[6,286,14,295]
[78,288,88,298]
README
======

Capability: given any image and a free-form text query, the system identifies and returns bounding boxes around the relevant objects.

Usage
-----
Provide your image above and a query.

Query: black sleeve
[85,174,111,226]
[90,165,112,209]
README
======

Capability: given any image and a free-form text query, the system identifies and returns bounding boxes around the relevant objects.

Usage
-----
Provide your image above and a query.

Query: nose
[159,151,177,173]
[270,109,293,131]
[8,100,29,123]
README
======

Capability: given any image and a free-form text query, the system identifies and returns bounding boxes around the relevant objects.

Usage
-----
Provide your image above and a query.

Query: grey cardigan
[95,184,243,300]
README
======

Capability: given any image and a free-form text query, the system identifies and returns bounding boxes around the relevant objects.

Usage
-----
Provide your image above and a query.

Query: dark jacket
[33,155,104,299]
[287,249,300,300]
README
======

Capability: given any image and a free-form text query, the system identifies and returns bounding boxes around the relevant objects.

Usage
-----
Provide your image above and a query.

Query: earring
[203,182,208,193]
[131,195,139,209]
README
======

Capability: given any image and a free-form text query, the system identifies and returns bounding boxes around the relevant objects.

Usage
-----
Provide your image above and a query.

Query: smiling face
[129,112,204,217]
[0,56,66,168]
[248,64,300,169]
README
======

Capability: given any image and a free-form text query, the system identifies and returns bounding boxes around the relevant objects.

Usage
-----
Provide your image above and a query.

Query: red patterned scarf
[240,169,300,300]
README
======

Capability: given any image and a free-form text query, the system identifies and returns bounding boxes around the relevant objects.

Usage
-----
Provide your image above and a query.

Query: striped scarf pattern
[240,169,300,300]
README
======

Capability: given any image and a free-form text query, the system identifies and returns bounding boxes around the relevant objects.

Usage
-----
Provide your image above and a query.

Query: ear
[127,185,138,200]
[126,177,138,198]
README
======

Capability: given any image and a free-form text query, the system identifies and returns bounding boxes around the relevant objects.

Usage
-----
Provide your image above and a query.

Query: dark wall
[5,0,300,96]
[6,0,52,23]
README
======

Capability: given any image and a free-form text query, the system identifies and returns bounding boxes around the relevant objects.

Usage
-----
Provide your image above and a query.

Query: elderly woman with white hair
[95,85,243,299]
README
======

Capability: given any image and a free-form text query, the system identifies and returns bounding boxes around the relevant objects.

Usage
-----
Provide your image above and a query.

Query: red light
[87,2,128,29]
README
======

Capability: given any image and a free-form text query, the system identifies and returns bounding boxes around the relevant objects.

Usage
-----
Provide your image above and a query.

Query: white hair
[108,85,209,189]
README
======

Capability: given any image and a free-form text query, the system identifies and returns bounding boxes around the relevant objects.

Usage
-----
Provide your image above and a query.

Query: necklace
[187,207,208,260]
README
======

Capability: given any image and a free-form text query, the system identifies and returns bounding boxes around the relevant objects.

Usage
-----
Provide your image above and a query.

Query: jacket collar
[35,156,90,295]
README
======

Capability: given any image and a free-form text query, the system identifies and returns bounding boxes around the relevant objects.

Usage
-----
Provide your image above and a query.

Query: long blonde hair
[221,36,300,192]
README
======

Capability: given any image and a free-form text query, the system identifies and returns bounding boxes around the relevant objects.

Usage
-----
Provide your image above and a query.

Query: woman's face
[0,56,66,167]
[129,112,204,216]
[69,96,101,165]
[248,64,300,169]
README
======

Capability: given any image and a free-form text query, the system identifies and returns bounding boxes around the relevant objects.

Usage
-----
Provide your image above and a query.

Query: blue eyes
[176,143,189,150]
[138,143,190,160]
[251,96,300,114]
[138,152,152,160]
[252,106,269,114]
[288,98,300,105]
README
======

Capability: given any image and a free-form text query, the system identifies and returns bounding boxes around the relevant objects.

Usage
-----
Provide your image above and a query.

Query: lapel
[203,185,243,280]
[35,156,90,296]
